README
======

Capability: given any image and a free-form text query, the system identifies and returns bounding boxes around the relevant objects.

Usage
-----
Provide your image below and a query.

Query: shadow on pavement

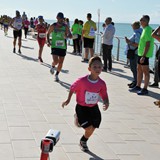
[109,71,133,81]
[148,89,160,99]
[86,151,104,160]
[16,53,38,62]
[22,45,34,50]
[41,62,51,68]
[27,38,37,41]
[59,81,71,90]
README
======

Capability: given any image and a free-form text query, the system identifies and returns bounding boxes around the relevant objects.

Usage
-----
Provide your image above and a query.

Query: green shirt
[51,23,66,50]
[138,26,154,58]
[78,24,83,35]
[71,23,79,35]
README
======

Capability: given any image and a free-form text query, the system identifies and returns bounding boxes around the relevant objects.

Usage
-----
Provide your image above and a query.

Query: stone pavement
[0,29,160,160]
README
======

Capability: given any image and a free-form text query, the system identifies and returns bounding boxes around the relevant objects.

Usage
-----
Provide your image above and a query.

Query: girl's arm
[62,90,74,108]
[103,98,109,111]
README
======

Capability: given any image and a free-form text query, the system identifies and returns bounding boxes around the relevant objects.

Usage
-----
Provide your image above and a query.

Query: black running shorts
[13,30,22,39]
[75,104,101,129]
[137,56,149,65]
[51,48,66,57]
[83,37,94,49]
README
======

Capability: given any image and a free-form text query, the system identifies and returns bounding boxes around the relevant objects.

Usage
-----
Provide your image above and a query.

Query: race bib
[85,91,99,104]
[89,27,95,37]
[39,33,46,38]
[56,40,64,47]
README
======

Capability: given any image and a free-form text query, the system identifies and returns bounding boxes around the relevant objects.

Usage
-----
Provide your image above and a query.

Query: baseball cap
[57,12,64,19]
[38,15,43,19]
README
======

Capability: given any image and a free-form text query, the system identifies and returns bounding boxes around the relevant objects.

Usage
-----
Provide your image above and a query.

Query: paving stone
[12,140,40,158]
[0,29,160,160]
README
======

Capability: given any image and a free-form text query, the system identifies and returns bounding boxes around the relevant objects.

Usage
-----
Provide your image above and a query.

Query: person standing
[71,18,80,54]
[78,20,83,54]
[125,21,142,88]
[101,17,115,72]
[10,10,23,54]
[82,13,97,62]
[130,15,154,95]
[150,26,160,87]
[36,16,47,63]
[47,12,72,82]
[62,56,109,152]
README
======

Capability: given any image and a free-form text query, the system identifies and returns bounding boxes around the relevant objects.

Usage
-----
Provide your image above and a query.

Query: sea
[45,19,160,69]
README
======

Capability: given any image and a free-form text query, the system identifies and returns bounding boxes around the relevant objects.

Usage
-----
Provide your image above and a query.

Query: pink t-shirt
[70,75,108,107]
[24,20,30,28]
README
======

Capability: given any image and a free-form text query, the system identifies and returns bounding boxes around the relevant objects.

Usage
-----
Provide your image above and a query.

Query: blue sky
[0,0,160,24]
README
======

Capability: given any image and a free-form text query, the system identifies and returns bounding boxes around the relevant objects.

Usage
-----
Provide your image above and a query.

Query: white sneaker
[55,75,59,82]
[50,67,55,74]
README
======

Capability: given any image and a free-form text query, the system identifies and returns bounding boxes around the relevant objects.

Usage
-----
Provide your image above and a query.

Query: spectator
[71,18,80,54]
[82,13,97,62]
[101,17,115,72]
[130,15,154,95]
[125,21,142,88]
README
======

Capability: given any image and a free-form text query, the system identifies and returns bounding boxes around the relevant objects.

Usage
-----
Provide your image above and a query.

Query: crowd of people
[0,10,160,152]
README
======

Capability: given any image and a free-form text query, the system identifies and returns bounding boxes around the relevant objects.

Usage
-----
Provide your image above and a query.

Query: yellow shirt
[83,20,97,39]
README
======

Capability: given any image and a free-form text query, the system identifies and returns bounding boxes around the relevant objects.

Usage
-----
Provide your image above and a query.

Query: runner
[62,56,109,152]
[36,16,47,63]
[3,15,10,36]
[47,12,72,81]
[23,17,30,38]
[10,10,23,54]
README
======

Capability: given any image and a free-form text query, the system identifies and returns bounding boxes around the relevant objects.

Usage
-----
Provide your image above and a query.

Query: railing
[68,33,159,69]
[94,33,160,69]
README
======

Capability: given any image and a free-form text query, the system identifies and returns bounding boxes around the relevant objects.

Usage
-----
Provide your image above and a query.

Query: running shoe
[81,59,89,63]
[80,140,89,152]
[137,88,148,95]
[18,49,21,54]
[128,82,134,86]
[13,48,16,53]
[38,57,43,63]
[149,83,159,87]
[55,75,59,82]
[129,86,141,92]
[129,83,136,88]
[50,67,55,75]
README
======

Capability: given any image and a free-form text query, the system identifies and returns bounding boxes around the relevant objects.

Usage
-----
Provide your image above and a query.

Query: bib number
[85,91,99,104]
[56,40,64,47]
[39,33,46,38]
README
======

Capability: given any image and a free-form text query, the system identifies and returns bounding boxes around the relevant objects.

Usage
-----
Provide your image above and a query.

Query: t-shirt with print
[83,20,97,39]
[70,75,108,107]
[138,26,154,58]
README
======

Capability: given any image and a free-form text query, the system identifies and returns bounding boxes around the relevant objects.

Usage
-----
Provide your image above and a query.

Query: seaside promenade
[0,29,160,160]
